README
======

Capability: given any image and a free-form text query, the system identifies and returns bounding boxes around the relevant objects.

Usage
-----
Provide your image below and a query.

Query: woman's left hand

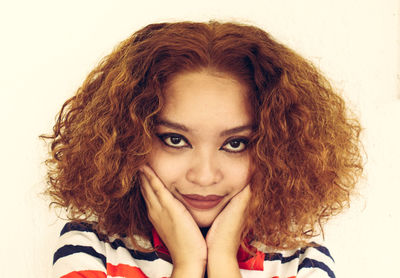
[205,184,252,277]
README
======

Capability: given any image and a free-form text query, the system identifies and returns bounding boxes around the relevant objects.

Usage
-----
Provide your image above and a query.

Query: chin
[191,211,218,228]
[196,220,213,228]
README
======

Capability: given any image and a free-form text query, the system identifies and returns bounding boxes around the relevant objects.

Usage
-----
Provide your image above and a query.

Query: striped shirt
[52,222,335,278]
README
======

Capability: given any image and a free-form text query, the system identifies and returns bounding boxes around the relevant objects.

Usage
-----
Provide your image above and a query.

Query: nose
[186,150,223,186]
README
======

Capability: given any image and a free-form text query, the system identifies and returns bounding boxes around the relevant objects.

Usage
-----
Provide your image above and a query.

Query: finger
[140,164,175,205]
[239,184,252,203]
[139,171,161,211]
[231,184,252,207]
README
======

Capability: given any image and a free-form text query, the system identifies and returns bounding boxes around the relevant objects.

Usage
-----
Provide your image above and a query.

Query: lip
[181,194,224,210]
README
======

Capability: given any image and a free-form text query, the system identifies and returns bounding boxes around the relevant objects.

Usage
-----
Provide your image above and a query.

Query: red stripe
[61,270,106,278]
[107,263,148,277]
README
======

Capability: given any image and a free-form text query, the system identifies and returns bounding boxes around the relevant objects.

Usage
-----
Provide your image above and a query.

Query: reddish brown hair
[42,21,363,250]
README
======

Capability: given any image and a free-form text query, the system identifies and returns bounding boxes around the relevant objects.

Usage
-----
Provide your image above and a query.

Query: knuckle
[152,187,162,196]
[147,210,160,223]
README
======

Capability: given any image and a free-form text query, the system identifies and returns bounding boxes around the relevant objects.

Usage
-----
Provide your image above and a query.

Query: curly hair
[41,21,363,250]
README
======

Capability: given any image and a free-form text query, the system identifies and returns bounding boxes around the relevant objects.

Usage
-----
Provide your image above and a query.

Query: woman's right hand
[140,165,207,278]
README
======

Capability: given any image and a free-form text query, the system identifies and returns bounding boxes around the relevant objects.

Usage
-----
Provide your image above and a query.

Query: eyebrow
[155,118,254,137]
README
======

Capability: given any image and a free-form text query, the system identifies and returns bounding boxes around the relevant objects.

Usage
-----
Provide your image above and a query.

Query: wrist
[171,260,206,278]
[207,250,238,265]
[207,253,241,278]
[207,244,238,260]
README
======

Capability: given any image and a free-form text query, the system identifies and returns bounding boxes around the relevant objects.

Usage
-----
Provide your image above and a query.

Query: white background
[0,0,399,277]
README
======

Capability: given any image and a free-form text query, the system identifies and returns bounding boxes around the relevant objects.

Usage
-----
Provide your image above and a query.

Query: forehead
[160,71,253,127]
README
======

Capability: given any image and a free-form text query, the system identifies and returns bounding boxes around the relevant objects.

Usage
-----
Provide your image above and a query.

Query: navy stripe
[264,249,302,263]
[298,258,335,278]
[109,238,160,261]
[315,245,334,262]
[53,244,107,267]
[264,244,334,264]
[60,222,161,261]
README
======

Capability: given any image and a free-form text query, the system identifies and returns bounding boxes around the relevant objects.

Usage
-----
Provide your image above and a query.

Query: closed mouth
[181,194,224,210]
[183,194,224,201]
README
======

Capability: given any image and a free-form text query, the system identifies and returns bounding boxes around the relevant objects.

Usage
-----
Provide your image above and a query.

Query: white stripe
[297,266,332,278]
[57,230,107,257]
[134,258,173,277]
[104,242,173,277]
[53,252,106,278]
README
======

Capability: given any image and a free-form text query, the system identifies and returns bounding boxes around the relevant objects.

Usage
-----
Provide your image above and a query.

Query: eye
[157,133,191,149]
[220,138,249,153]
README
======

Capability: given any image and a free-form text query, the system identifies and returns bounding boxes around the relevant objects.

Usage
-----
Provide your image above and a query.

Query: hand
[140,165,207,277]
[205,184,251,278]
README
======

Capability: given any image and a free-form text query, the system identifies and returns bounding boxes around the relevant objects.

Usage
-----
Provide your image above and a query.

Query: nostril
[186,167,222,187]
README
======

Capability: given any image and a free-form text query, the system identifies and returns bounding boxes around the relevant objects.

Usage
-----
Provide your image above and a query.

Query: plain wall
[1,0,399,277]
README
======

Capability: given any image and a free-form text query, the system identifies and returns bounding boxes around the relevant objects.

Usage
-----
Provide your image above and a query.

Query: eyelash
[156,133,192,149]
[156,133,249,153]
[221,137,249,153]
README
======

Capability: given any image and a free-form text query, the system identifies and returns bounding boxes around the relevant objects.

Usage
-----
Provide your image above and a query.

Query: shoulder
[247,242,335,278]
[52,222,173,278]
[52,222,108,278]
[296,244,335,278]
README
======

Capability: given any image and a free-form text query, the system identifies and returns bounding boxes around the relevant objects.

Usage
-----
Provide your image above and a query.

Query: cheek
[147,145,186,188]
[223,155,252,190]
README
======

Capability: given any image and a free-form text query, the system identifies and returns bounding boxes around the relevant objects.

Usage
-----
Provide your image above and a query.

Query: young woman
[43,21,363,278]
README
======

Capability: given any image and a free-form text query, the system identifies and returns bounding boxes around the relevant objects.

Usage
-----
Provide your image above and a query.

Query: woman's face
[147,70,254,227]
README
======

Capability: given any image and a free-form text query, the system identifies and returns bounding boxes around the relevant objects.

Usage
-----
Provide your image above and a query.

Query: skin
[140,70,254,277]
